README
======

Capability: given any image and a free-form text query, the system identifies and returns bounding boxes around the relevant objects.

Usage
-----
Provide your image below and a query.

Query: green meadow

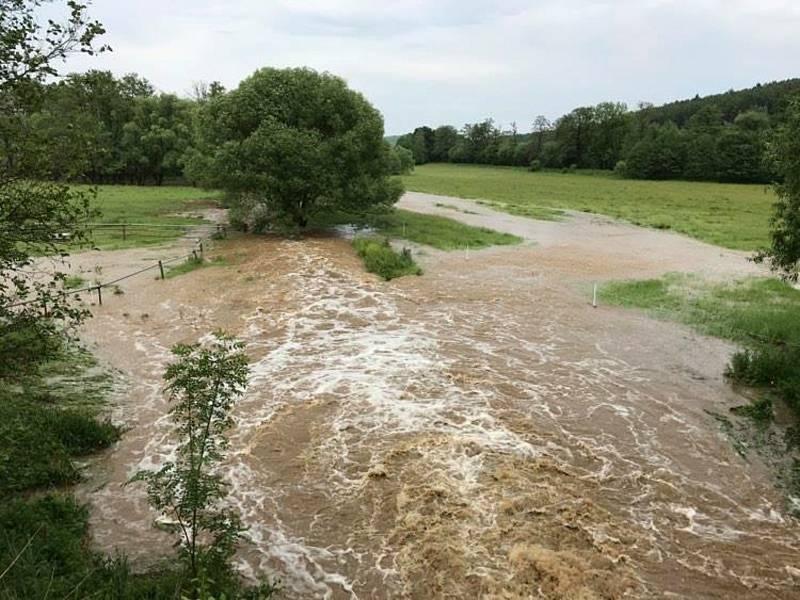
[402,164,775,251]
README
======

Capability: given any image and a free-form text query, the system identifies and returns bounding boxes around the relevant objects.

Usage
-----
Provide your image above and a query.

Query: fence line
[6,223,225,310]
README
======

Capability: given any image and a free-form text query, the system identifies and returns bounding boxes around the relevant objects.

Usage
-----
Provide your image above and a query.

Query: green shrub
[730,395,774,426]
[528,159,542,172]
[0,494,269,599]
[0,319,63,380]
[352,237,422,280]
[0,398,120,494]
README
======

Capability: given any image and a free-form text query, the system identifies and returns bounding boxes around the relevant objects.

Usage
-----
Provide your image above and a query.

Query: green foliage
[0,180,94,334]
[403,163,773,250]
[1,68,194,185]
[0,0,109,92]
[756,95,800,280]
[625,122,686,180]
[388,143,414,175]
[352,237,422,280]
[189,67,402,229]
[165,255,226,279]
[0,494,275,599]
[0,318,63,379]
[0,330,119,495]
[730,396,774,426]
[0,396,119,493]
[311,207,521,250]
[395,79,800,183]
[129,333,253,591]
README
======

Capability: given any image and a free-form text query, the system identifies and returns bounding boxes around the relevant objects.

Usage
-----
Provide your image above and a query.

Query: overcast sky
[56,0,800,134]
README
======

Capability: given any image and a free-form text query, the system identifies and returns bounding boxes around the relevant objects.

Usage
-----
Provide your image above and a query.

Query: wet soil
[72,194,800,599]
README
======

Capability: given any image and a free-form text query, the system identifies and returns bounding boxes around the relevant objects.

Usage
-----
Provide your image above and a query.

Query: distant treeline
[0,70,216,185]
[395,79,800,183]
[0,69,416,186]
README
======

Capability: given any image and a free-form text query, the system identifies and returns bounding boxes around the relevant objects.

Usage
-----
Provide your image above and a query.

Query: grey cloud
[59,0,800,134]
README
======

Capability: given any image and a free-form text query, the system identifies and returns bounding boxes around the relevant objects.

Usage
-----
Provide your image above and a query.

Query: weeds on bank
[600,274,800,413]
[601,274,800,509]
[352,237,422,280]
[0,324,274,598]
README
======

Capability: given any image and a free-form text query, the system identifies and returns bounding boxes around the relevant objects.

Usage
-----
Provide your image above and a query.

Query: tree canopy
[187,67,402,229]
[758,96,800,280]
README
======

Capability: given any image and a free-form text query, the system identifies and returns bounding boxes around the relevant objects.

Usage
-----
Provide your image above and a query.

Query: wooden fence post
[96,286,102,306]
[158,260,165,280]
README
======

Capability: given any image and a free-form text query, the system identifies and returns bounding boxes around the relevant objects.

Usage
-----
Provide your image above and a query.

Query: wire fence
[6,222,227,310]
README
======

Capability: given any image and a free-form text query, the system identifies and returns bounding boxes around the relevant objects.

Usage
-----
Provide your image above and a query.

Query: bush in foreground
[352,237,422,280]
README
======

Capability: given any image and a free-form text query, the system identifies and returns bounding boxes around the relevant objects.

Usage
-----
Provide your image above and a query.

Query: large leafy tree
[758,96,800,280]
[189,67,402,229]
[122,93,192,185]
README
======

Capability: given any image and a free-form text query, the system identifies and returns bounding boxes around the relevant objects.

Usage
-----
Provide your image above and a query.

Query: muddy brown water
[71,193,800,599]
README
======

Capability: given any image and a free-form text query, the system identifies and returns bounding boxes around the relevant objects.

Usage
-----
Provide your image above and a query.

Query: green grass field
[76,185,223,250]
[402,164,775,251]
[600,275,800,345]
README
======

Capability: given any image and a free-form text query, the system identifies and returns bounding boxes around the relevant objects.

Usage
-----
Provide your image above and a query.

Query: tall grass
[0,328,275,598]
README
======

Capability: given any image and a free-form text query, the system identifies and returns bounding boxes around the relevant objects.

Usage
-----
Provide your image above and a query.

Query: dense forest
[395,79,800,183]
[0,70,204,185]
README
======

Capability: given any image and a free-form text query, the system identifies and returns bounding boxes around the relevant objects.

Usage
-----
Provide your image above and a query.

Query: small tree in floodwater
[129,332,251,596]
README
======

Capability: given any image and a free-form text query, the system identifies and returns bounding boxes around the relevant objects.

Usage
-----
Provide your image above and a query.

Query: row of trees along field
[395,78,800,184]
[0,71,414,186]
[0,71,200,185]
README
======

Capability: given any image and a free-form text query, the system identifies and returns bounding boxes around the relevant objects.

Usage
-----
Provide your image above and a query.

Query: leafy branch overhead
[0,0,110,91]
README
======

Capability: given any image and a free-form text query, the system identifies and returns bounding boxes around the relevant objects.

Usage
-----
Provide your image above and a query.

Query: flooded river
[74,193,800,598]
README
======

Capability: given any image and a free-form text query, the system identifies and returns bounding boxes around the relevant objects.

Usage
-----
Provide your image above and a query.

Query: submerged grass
[164,254,228,279]
[312,206,521,250]
[402,163,774,250]
[601,274,800,507]
[0,338,119,496]
[352,237,422,280]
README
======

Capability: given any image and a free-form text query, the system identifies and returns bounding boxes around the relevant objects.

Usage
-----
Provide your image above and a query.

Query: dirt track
[74,193,799,599]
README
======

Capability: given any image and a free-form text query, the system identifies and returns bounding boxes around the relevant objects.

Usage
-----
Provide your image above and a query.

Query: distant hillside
[395,77,800,183]
[640,78,800,126]
[384,135,400,146]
